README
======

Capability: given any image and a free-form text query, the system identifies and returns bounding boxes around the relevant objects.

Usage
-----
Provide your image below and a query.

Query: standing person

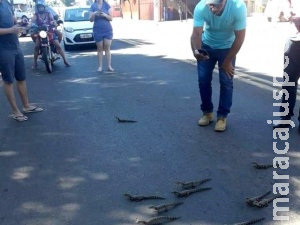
[89,0,114,72]
[32,0,63,43]
[190,0,247,132]
[30,2,70,69]
[273,16,300,132]
[0,0,43,122]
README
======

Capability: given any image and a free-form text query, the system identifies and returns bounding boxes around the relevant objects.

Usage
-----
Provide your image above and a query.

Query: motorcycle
[31,24,60,73]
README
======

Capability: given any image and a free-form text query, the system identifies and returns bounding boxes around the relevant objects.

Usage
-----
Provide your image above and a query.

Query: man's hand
[11,25,24,34]
[220,59,235,78]
[193,49,209,61]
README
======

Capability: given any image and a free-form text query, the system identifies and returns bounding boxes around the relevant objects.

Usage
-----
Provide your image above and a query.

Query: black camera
[198,49,208,56]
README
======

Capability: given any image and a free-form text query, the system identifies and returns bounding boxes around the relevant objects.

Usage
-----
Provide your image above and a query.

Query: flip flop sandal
[13,115,28,122]
[23,107,43,113]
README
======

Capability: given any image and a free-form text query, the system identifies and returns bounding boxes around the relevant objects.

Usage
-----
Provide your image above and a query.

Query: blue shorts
[93,29,113,42]
[0,49,26,84]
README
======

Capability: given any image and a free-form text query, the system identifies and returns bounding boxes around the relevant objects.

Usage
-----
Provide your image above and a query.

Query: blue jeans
[197,44,235,118]
[279,39,300,121]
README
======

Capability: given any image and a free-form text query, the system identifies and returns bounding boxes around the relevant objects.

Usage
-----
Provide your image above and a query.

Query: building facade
[121,0,260,21]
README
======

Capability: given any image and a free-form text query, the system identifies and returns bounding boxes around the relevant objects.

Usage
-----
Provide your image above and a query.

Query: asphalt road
[0,16,299,225]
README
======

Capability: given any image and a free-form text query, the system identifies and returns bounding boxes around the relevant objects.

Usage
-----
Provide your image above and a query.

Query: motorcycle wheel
[41,47,52,73]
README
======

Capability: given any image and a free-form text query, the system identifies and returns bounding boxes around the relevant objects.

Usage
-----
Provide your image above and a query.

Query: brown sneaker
[198,112,213,126]
[214,118,227,132]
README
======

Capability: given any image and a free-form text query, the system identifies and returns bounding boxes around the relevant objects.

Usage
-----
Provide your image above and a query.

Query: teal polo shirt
[193,0,247,49]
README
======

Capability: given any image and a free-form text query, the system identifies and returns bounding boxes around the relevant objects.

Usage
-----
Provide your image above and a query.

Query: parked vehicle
[31,25,60,73]
[264,0,295,22]
[61,6,94,51]
[14,9,33,20]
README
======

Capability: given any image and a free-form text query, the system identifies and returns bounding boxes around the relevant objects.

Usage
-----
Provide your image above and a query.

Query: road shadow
[0,37,299,225]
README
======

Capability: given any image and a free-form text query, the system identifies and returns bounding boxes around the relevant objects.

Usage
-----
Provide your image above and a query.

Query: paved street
[0,15,299,225]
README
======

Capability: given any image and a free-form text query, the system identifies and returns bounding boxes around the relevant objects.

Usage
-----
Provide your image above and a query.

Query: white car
[14,9,33,20]
[62,6,94,51]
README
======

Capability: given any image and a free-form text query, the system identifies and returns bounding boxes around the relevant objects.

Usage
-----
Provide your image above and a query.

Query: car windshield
[64,8,90,22]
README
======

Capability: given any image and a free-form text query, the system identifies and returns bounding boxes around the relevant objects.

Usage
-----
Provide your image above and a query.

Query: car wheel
[21,15,28,20]
[64,42,72,51]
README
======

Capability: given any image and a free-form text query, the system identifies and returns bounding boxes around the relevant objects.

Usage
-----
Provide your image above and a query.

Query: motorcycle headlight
[64,27,74,33]
[39,30,47,38]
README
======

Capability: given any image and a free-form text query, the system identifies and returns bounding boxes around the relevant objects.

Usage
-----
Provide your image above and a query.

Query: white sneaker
[97,67,102,72]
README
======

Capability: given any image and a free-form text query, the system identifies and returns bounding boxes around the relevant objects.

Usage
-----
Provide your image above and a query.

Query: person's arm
[191,26,209,61]
[224,29,246,63]
[89,5,99,22]
[13,15,18,25]
[221,29,246,78]
[100,6,113,21]
[0,15,22,35]
[190,26,203,52]
[29,14,37,27]
[190,2,208,61]
[292,16,300,33]
[32,15,37,23]
[221,2,247,78]
[89,10,99,22]
[0,26,22,35]
[48,13,57,26]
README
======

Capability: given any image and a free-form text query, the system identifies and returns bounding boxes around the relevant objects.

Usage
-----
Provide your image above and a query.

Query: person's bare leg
[33,39,41,69]
[96,41,104,71]
[103,39,113,71]
[16,80,30,109]
[3,82,23,116]
[16,80,42,113]
[53,40,70,66]
[56,30,62,43]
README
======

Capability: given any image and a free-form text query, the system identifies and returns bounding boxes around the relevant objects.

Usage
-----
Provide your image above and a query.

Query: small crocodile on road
[136,216,180,224]
[149,202,183,213]
[252,194,283,208]
[251,162,273,169]
[246,191,271,206]
[115,117,137,123]
[172,187,212,197]
[176,178,211,189]
[124,193,165,201]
